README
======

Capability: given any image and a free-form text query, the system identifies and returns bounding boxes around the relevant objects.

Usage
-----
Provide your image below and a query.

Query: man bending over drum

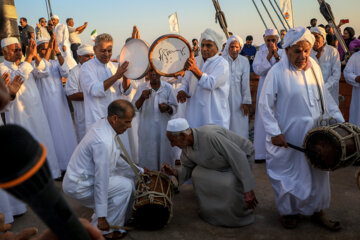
[162,118,258,227]
[258,27,344,230]
[63,100,144,239]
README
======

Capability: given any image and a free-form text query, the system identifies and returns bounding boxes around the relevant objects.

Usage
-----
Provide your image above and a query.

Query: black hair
[20,17,27,22]
[66,18,73,24]
[108,100,135,118]
[246,35,253,41]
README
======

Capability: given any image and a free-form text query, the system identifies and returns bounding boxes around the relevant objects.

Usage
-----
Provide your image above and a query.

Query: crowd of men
[1,15,360,239]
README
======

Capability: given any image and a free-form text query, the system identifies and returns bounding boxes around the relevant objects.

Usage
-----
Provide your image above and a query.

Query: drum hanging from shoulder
[303,122,360,171]
[119,38,150,80]
[149,34,192,77]
[133,171,174,230]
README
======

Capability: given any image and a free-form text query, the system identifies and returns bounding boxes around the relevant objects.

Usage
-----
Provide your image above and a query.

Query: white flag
[279,0,294,28]
[168,12,180,33]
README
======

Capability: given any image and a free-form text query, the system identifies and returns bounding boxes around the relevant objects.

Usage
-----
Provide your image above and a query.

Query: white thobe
[179,55,230,129]
[258,56,344,215]
[252,47,286,159]
[0,60,60,178]
[35,59,77,170]
[223,54,252,138]
[65,64,86,141]
[63,118,142,234]
[132,80,178,170]
[310,45,341,105]
[344,51,360,126]
[54,23,77,69]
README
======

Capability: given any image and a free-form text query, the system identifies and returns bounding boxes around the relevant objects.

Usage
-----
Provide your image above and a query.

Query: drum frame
[303,123,360,171]
[149,34,192,77]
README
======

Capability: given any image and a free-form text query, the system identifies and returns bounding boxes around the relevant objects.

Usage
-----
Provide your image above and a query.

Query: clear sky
[14,0,360,55]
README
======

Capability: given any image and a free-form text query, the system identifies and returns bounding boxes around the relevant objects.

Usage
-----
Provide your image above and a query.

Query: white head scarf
[51,15,59,20]
[199,28,224,54]
[77,44,94,56]
[36,37,50,46]
[310,27,327,40]
[265,28,278,37]
[283,27,315,48]
[167,118,190,132]
[222,35,244,59]
[1,37,19,48]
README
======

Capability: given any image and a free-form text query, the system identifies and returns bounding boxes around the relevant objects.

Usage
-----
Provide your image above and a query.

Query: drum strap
[310,67,325,115]
[116,136,142,179]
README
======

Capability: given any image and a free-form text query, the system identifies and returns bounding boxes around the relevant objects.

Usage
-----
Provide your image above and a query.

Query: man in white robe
[65,44,94,142]
[177,28,230,129]
[222,35,252,138]
[63,100,143,239]
[253,29,286,162]
[51,15,77,70]
[259,27,344,230]
[310,27,341,105]
[35,36,77,171]
[0,37,61,178]
[133,67,178,170]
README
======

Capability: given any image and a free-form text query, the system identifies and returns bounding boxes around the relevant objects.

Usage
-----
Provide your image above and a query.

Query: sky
[14,0,360,55]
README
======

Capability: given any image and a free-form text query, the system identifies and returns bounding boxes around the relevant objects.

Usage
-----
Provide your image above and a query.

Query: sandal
[280,215,297,229]
[312,211,341,231]
[103,231,127,240]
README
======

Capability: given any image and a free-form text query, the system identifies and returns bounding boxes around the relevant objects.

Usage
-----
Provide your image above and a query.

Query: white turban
[77,44,94,56]
[199,28,224,53]
[222,35,244,58]
[265,29,278,37]
[36,37,50,46]
[1,37,19,48]
[51,15,59,20]
[310,27,327,40]
[282,27,315,48]
[167,118,190,132]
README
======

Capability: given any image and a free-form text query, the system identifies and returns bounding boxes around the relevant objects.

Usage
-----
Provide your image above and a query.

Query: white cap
[166,118,190,132]
[310,27,327,40]
[1,37,19,48]
[200,28,224,53]
[51,15,59,20]
[36,37,50,46]
[265,29,278,37]
[222,35,244,58]
[283,27,315,48]
[77,44,94,56]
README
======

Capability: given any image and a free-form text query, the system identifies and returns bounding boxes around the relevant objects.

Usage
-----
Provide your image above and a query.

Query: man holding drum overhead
[177,28,230,129]
[258,27,344,230]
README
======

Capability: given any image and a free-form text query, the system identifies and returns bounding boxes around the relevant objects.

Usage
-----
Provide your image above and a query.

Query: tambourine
[149,34,192,77]
[119,39,150,80]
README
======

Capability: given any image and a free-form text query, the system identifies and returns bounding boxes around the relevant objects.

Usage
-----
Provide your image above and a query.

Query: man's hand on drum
[97,217,110,232]
[177,90,190,103]
[184,52,202,79]
[114,61,129,79]
[271,134,288,148]
[244,190,258,209]
[161,164,178,177]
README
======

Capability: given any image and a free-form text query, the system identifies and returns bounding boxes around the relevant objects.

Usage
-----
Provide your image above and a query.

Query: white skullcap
[200,28,224,53]
[222,35,244,58]
[310,27,327,40]
[1,37,19,48]
[77,44,94,56]
[167,118,190,132]
[265,29,278,37]
[51,15,59,20]
[36,37,50,46]
[282,27,315,48]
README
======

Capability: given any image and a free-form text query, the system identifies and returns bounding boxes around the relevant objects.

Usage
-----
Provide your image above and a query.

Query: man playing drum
[162,118,258,227]
[63,100,144,239]
[177,28,230,129]
[258,27,344,230]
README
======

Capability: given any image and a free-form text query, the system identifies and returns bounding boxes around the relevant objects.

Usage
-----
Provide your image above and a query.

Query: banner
[279,0,294,28]
[168,12,180,33]
[90,29,97,42]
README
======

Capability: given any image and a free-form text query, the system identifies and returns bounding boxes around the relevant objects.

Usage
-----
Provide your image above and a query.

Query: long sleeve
[32,59,49,79]
[197,60,229,91]
[241,59,252,104]
[119,78,132,96]
[344,54,360,87]
[65,67,80,95]
[57,61,70,78]
[167,85,178,115]
[177,152,196,185]
[80,64,106,98]
[178,70,191,94]
[324,49,341,91]
[131,83,146,111]
[253,50,272,76]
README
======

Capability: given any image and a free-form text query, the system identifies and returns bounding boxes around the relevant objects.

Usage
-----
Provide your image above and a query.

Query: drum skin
[149,34,192,77]
[303,123,360,171]
[133,171,173,230]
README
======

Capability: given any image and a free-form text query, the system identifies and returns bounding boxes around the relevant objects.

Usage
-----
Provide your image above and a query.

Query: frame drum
[149,34,192,77]
[119,39,150,80]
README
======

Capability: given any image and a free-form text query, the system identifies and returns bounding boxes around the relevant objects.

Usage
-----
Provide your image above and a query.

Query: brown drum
[303,123,360,171]
[133,171,174,230]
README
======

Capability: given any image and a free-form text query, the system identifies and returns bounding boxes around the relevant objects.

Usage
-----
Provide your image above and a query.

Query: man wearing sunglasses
[35,17,50,40]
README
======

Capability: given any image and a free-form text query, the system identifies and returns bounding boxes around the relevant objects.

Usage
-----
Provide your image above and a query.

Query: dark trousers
[71,43,81,63]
